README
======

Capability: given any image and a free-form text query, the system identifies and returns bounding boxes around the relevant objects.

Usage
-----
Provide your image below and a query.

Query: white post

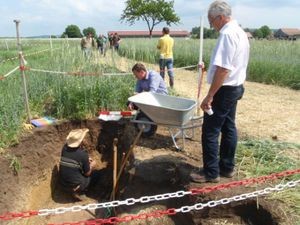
[49,35,53,56]
[49,35,53,49]
[66,34,69,48]
[14,19,32,122]
[197,16,205,114]
[5,39,9,51]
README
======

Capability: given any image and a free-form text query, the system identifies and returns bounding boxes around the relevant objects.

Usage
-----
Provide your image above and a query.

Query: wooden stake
[112,138,118,201]
[109,126,144,200]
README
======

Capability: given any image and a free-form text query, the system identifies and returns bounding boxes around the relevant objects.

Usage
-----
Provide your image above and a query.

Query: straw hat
[66,128,89,148]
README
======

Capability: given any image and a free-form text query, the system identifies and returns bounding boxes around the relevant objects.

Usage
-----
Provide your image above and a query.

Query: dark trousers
[202,85,244,179]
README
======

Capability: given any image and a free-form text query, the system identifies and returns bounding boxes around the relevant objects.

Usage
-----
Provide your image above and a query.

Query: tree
[191,26,218,39]
[259,25,272,38]
[62,25,82,38]
[82,27,97,38]
[120,0,180,37]
[253,29,263,39]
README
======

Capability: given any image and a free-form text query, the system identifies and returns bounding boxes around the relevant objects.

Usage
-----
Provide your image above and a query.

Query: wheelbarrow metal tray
[128,92,197,126]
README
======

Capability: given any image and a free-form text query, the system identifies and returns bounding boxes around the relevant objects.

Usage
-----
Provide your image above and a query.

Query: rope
[0,47,61,64]
[22,64,198,77]
[0,66,19,80]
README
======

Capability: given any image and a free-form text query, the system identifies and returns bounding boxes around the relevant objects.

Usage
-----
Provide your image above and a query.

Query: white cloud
[234,4,300,28]
[1,0,299,36]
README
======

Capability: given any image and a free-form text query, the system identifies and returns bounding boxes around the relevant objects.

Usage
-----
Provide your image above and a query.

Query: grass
[236,139,300,223]
[4,153,21,175]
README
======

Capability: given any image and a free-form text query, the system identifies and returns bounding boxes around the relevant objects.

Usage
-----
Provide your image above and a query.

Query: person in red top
[112,32,121,51]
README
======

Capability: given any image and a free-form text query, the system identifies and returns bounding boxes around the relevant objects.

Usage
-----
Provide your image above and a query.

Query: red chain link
[0,210,38,221]
[1,169,299,223]
[48,208,176,225]
[190,169,300,194]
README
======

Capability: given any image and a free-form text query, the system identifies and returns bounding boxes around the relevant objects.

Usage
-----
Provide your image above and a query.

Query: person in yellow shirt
[157,27,174,88]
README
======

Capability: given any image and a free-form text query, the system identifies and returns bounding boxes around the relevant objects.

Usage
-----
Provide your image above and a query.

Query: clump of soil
[0,119,291,225]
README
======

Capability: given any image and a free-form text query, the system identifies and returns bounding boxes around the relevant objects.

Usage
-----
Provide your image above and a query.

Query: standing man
[108,33,114,49]
[81,32,95,59]
[96,34,107,56]
[112,32,121,51]
[128,63,168,110]
[157,27,174,88]
[191,0,250,183]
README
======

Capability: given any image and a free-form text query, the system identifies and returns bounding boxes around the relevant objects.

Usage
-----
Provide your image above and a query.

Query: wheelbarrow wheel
[135,113,157,137]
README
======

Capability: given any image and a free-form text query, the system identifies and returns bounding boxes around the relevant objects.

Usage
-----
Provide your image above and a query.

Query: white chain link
[38,190,192,216]
[175,180,300,214]
[38,180,299,216]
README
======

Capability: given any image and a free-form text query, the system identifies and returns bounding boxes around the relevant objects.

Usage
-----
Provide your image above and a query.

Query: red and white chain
[175,179,300,213]
[49,179,299,225]
[1,169,299,221]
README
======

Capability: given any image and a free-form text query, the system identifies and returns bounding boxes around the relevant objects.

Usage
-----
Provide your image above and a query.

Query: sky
[0,0,300,37]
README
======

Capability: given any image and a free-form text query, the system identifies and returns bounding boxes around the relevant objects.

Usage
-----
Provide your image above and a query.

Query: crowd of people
[62,0,249,201]
[80,32,121,58]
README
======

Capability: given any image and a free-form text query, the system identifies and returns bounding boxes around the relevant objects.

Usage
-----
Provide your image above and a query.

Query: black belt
[221,84,243,90]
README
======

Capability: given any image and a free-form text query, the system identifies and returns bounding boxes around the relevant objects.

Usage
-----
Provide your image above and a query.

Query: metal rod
[14,19,32,122]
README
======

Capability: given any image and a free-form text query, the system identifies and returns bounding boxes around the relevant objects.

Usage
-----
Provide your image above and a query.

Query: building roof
[107,30,189,37]
[245,32,253,38]
[278,28,300,36]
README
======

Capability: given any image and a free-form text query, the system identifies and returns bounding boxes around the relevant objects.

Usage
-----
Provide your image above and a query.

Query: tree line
[190,25,272,39]
[60,0,272,40]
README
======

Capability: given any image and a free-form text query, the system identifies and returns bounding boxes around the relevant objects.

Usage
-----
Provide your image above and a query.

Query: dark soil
[0,119,291,225]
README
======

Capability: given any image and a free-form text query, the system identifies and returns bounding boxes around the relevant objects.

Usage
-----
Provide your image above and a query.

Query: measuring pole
[14,19,32,122]
[197,16,205,115]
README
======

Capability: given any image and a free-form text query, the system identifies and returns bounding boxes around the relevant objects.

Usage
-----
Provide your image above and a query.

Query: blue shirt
[135,70,168,95]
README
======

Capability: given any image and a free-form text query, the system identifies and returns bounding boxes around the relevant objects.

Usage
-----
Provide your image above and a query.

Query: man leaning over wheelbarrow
[127,63,168,111]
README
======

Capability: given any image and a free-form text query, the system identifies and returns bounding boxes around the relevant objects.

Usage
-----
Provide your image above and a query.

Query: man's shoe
[190,169,220,183]
[220,170,235,178]
[72,192,84,201]
[71,192,90,201]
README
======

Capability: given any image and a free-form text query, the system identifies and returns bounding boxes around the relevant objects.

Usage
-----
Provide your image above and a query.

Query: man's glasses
[209,15,220,28]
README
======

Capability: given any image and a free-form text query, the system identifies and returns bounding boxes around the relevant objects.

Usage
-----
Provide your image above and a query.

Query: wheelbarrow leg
[168,128,185,151]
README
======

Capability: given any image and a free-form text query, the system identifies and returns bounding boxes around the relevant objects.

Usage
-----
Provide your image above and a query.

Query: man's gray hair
[208,1,231,18]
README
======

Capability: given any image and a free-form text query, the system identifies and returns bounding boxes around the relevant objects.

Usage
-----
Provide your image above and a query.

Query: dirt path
[105,52,300,144]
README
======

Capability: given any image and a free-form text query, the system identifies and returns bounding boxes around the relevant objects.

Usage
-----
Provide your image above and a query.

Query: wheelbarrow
[128,92,202,150]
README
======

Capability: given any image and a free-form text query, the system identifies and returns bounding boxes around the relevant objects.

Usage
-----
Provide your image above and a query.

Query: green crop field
[118,38,300,89]
[0,38,300,147]
[0,38,135,146]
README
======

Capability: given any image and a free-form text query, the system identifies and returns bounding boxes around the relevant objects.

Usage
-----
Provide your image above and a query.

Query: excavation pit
[0,119,289,224]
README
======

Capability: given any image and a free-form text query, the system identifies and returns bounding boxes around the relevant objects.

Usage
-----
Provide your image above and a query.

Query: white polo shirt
[207,20,250,86]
